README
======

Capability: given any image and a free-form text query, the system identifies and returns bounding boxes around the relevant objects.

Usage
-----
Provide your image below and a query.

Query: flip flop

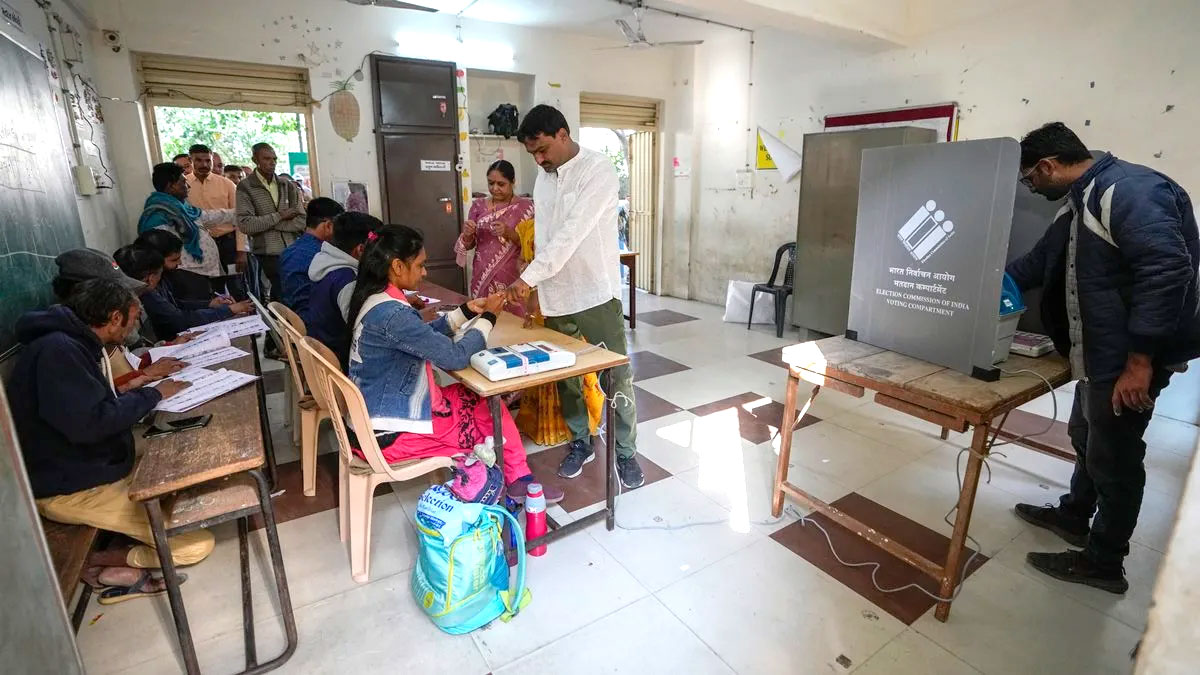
[97,570,187,605]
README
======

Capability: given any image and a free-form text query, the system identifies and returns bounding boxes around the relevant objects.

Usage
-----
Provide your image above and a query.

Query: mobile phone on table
[143,414,213,438]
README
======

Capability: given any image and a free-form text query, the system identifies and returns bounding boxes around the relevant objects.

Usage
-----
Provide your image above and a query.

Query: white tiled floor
[75,291,1198,674]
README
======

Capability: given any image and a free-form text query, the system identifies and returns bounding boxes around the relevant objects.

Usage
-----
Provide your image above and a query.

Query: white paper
[418,295,441,305]
[148,332,231,363]
[757,127,804,182]
[155,368,259,413]
[191,314,270,340]
[124,348,143,371]
[176,345,251,369]
[169,366,216,383]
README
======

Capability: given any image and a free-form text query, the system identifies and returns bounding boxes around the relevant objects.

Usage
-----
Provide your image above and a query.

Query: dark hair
[223,165,243,174]
[486,159,516,183]
[52,276,78,300]
[172,153,188,162]
[135,228,184,256]
[64,278,136,328]
[1020,122,1092,168]
[113,244,165,282]
[346,224,424,329]
[152,162,185,192]
[251,142,273,157]
[331,212,381,254]
[306,196,345,228]
[188,144,212,155]
[516,104,569,143]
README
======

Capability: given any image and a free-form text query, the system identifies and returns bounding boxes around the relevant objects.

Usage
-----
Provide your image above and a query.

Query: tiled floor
[75,290,1198,674]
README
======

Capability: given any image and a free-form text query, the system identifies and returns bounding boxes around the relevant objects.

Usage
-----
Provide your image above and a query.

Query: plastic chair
[268,302,330,497]
[297,336,453,583]
[748,242,797,338]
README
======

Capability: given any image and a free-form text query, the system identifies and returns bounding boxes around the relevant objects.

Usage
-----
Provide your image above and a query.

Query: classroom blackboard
[0,28,85,357]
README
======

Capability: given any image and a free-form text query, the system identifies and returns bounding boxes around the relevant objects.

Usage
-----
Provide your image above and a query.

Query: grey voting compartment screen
[847,138,1020,378]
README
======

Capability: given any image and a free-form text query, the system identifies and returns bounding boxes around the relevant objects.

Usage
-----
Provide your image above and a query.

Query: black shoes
[617,455,645,489]
[1026,550,1129,594]
[556,438,646,490]
[557,439,595,478]
[1014,503,1090,548]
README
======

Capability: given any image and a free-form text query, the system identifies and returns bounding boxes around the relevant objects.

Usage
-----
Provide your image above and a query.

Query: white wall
[3,0,128,253]
[680,0,1200,304]
[88,0,678,249]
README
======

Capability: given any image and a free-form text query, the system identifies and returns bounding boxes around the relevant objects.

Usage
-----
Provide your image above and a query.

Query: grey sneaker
[617,455,645,489]
[557,439,595,478]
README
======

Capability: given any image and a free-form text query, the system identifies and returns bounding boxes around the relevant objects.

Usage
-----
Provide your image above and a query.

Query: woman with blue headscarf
[137,162,227,304]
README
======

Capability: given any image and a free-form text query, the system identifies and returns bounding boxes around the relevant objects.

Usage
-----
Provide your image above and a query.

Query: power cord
[596,365,1060,602]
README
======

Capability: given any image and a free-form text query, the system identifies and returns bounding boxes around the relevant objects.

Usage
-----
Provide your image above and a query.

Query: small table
[774,336,1070,621]
[130,336,296,674]
[419,282,630,545]
[620,251,638,329]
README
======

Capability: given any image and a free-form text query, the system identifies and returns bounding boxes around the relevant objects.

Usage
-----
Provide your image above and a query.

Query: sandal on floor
[97,571,187,605]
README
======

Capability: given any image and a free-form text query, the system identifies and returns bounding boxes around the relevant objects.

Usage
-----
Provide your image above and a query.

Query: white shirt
[520,146,622,317]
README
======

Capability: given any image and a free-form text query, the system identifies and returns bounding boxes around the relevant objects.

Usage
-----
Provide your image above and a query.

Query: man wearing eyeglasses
[1006,122,1200,593]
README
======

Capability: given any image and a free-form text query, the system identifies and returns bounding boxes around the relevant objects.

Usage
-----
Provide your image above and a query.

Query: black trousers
[1059,367,1172,567]
[258,254,282,302]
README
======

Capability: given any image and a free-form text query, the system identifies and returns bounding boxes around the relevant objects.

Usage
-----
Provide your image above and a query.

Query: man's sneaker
[557,439,595,479]
[1014,503,1090,548]
[617,455,645,489]
[1027,550,1128,594]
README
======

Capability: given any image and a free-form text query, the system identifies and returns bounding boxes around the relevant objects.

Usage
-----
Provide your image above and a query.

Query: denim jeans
[1059,367,1173,567]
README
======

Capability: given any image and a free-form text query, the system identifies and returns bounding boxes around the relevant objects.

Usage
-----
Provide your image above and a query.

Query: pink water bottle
[524,483,548,557]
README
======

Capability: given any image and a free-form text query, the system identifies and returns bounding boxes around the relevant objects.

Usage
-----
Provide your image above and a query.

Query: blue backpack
[412,484,531,634]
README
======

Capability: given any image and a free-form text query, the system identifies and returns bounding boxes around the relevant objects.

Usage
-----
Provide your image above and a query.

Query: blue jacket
[1007,154,1200,382]
[349,289,494,435]
[306,242,358,369]
[142,279,232,341]
[6,306,162,498]
[279,232,322,316]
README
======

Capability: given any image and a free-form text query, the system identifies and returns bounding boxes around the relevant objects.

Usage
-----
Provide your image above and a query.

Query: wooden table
[773,336,1070,621]
[130,336,296,674]
[620,251,638,328]
[420,281,630,543]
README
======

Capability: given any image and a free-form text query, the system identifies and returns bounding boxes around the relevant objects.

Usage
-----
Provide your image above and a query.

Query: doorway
[579,93,660,294]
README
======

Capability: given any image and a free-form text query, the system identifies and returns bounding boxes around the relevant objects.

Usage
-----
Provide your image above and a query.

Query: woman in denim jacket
[346,224,562,504]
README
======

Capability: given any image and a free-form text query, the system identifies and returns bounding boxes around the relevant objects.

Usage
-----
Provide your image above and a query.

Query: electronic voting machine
[470,342,576,382]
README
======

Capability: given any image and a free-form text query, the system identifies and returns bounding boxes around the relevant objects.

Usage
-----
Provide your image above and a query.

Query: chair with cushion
[748,242,797,338]
[268,302,330,497]
[297,336,452,583]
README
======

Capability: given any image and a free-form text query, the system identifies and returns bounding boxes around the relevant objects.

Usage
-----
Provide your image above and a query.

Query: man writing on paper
[1007,122,1200,593]
[8,279,214,603]
[507,104,644,489]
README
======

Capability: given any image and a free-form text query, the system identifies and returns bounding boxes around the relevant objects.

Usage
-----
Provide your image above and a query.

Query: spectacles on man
[1019,157,1055,188]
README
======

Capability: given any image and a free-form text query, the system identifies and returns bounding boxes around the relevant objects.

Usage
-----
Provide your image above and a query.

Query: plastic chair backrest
[268,302,308,397]
[295,333,339,413]
[767,242,797,289]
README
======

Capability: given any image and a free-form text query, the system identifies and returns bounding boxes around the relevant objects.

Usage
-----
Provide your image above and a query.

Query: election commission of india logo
[898,199,955,263]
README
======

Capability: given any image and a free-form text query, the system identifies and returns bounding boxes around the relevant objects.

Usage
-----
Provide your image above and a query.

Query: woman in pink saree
[454,160,532,316]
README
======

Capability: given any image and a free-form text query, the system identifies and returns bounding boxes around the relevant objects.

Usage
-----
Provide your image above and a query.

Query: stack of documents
[155,368,259,413]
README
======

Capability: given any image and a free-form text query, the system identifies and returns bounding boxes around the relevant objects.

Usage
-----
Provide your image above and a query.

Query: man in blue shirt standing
[279,197,343,319]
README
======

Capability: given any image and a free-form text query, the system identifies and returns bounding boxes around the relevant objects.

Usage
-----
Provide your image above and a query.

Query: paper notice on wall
[756,127,803,182]
[420,160,452,172]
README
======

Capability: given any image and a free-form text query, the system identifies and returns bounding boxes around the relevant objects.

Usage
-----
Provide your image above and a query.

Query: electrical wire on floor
[598,366,1060,602]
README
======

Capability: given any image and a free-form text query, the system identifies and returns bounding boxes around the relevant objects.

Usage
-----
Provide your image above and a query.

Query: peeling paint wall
[87,0,679,250]
[683,0,1200,305]
[3,0,129,253]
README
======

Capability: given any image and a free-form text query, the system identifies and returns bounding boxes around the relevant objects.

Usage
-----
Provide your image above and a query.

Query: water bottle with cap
[524,482,548,557]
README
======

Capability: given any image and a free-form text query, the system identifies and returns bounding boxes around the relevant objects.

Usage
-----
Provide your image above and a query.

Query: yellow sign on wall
[756,132,776,170]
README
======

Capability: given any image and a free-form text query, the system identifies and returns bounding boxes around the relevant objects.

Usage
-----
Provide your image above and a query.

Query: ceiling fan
[604,3,704,49]
[344,0,438,11]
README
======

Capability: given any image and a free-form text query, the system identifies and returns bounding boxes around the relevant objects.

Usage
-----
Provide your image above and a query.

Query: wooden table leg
[489,395,504,454]
[940,427,950,440]
[628,263,636,329]
[934,422,990,621]
[145,499,200,675]
[773,372,820,518]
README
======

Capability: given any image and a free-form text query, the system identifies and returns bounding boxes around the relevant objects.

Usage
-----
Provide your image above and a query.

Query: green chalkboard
[0,28,86,357]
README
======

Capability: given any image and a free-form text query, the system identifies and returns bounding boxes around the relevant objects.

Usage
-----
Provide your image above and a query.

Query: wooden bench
[40,517,98,633]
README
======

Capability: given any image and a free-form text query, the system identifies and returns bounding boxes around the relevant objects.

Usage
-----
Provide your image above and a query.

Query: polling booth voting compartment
[846,138,1021,379]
